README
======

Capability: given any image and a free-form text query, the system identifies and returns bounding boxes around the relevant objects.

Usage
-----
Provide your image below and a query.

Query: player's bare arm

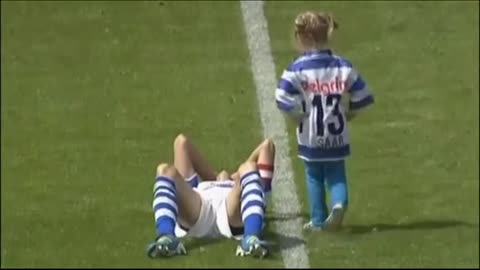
[174,133,275,190]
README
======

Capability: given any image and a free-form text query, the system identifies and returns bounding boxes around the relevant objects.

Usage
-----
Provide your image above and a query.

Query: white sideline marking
[240,1,310,268]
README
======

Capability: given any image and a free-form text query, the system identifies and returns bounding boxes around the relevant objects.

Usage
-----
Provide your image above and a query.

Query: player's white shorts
[174,180,240,239]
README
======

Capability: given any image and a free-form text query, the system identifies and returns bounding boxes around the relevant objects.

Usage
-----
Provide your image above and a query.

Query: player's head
[293,11,338,51]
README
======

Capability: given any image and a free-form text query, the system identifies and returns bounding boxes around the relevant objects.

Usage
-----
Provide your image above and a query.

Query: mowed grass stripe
[1,1,282,267]
[265,1,479,268]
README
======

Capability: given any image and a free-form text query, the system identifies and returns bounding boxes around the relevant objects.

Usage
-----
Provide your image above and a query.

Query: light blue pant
[304,160,348,226]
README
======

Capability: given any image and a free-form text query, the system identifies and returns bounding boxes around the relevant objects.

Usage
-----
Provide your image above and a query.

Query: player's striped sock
[258,163,274,192]
[240,171,265,237]
[186,174,200,188]
[153,176,178,236]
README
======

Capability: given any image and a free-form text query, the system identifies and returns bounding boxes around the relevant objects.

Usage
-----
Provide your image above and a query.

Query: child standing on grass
[275,11,374,230]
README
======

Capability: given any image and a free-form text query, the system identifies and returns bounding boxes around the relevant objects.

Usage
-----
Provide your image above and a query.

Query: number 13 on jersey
[299,94,345,137]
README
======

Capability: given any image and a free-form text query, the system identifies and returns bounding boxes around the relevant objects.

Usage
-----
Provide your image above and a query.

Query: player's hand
[216,170,230,181]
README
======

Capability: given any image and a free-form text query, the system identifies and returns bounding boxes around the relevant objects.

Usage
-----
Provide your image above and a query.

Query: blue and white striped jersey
[275,49,374,161]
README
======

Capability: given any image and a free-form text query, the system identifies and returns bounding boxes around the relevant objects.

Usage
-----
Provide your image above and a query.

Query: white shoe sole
[323,204,345,231]
[303,221,323,231]
[147,240,187,258]
[236,244,268,258]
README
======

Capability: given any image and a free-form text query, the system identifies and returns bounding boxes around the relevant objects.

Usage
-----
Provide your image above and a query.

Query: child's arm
[344,68,374,120]
[275,69,306,119]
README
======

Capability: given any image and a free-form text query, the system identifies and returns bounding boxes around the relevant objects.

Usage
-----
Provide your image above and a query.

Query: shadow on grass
[263,212,310,257]
[185,230,308,253]
[181,216,476,257]
[263,230,307,252]
[265,213,477,236]
[345,220,477,235]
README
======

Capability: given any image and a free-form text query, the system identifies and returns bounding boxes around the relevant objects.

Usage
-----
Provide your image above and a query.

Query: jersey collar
[302,49,333,56]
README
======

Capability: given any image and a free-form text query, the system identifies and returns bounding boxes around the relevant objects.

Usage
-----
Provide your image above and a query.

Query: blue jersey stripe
[278,79,300,94]
[298,144,350,160]
[276,100,295,112]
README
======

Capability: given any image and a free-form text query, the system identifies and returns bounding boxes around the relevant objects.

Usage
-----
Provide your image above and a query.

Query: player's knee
[173,133,188,148]
[156,163,176,177]
[238,161,258,175]
[262,138,275,153]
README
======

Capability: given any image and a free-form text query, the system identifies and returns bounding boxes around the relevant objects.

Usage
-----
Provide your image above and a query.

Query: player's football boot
[322,203,345,231]
[236,235,269,258]
[146,234,187,258]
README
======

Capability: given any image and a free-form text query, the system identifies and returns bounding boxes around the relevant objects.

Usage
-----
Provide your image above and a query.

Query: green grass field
[2,0,478,268]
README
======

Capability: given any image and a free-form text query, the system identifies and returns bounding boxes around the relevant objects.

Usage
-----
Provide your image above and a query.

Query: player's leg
[147,163,203,258]
[244,139,275,163]
[253,139,275,193]
[323,160,348,231]
[173,134,217,187]
[233,139,275,193]
[226,161,268,258]
[225,178,243,228]
[303,161,328,230]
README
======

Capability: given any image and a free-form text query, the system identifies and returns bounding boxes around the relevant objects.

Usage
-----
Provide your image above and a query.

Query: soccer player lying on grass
[146,134,275,259]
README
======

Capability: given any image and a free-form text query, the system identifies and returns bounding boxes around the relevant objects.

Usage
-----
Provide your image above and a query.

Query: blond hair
[294,11,338,49]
